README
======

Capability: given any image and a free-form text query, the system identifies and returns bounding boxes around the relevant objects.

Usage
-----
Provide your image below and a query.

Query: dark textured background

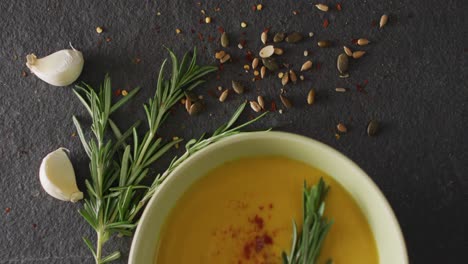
[1,0,467,263]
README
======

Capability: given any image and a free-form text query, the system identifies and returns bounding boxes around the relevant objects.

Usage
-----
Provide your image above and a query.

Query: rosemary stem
[95,229,104,264]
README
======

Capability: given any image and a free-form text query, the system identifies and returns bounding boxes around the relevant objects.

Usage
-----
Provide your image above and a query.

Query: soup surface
[155,156,378,264]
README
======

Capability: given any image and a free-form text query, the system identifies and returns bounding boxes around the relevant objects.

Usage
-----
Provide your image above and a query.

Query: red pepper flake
[218,63,224,71]
[245,50,254,62]
[363,79,369,85]
[132,57,141,64]
[5,207,10,214]
[270,101,277,112]
[269,203,273,209]
[356,80,369,93]
[32,223,37,228]
[323,19,329,28]
[198,32,204,41]
[190,28,196,34]
[21,71,28,77]
[336,3,342,10]
[264,234,273,244]
[292,10,299,15]
[239,39,247,48]
[208,35,215,42]
[252,215,264,229]
[351,38,358,44]
[263,27,270,33]
[207,89,217,98]
[259,205,264,210]
[105,37,112,43]
[243,243,251,259]
[255,236,265,252]
[114,89,122,96]
[251,5,257,11]
[316,62,321,70]
[217,26,225,33]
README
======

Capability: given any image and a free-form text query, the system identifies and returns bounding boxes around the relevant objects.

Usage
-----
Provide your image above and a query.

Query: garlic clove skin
[39,148,83,202]
[26,47,84,87]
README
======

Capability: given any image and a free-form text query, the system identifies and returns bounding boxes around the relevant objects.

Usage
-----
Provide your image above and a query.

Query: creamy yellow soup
[155,156,378,264]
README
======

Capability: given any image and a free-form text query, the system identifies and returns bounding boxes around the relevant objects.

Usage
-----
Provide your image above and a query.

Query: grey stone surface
[0,0,466,263]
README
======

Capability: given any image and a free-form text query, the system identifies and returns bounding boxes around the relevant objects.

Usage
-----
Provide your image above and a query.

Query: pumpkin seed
[220,53,231,63]
[285,32,303,43]
[274,47,284,55]
[318,40,331,48]
[352,51,366,59]
[289,70,297,83]
[221,32,229,47]
[343,46,353,56]
[380,14,388,29]
[185,97,192,111]
[232,80,244,94]
[339,73,350,78]
[219,89,229,102]
[367,120,379,136]
[357,38,370,46]
[257,95,265,109]
[315,4,329,12]
[280,94,292,108]
[273,32,286,43]
[301,60,313,71]
[188,102,203,115]
[260,66,266,78]
[262,58,279,71]
[281,72,289,86]
[335,87,347,92]
[337,123,347,133]
[259,45,275,58]
[215,50,226,59]
[250,101,262,112]
[337,53,349,74]
[307,89,315,105]
[252,58,259,69]
[261,31,267,44]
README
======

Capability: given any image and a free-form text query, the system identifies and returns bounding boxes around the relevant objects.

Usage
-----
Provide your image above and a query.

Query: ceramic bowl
[129,131,408,264]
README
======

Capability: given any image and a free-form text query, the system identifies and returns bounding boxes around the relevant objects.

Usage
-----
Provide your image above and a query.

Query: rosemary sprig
[282,178,333,264]
[73,49,266,263]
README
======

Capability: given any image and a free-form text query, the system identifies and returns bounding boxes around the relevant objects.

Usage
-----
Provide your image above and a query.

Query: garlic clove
[39,148,83,202]
[26,46,84,87]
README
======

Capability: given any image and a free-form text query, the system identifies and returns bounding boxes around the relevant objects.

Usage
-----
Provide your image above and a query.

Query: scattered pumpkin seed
[337,123,347,133]
[273,32,285,43]
[260,66,266,78]
[185,98,192,111]
[257,4,263,10]
[307,89,316,105]
[281,72,289,86]
[335,87,347,92]
[352,51,366,59]
[188,102,203,115]
[219,89,229,102]
[253,70,260,76]
[367,120,379,136]
[318,40,331,48]
[337,53,349,75]
[259,45,275,58]
[241,21,247,28]
[280,94,292,108]
[205,17,212,24]
[274,47,284,55]
[315,4,329,12]
[252,58,259,69]
[221,32,229,47]
[96,26,103,34]
[357,38,370,46]
[250,101,262,112]
[262,58,279,71]
[343,46,353,56]
[285,32,303,43]
[215,50,226,59]
[380,14,388,29]
[289,69,297,83]
[257,95,265,109]
[261,31,268,44]
[300,60,313,71]
[232,80,244,94]
[220,53,231,63]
